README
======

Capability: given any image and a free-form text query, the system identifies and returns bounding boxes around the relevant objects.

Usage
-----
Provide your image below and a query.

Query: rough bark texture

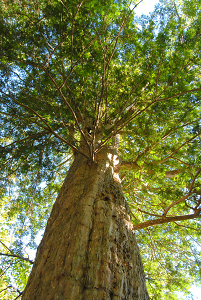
[22,148,150,300]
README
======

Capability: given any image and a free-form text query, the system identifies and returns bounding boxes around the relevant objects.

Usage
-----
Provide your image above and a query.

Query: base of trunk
[22,152,149,300]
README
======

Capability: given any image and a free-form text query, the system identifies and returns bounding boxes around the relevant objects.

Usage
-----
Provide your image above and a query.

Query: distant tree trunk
[22,146,150,300]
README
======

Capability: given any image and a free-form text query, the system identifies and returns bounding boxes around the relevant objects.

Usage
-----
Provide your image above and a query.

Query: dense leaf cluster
[0,0,201,299]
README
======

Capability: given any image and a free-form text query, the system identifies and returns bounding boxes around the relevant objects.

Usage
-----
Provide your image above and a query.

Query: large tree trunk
[22,147,150,300]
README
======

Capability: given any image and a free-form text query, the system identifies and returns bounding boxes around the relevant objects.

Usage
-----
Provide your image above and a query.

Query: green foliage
[0,0,201,298]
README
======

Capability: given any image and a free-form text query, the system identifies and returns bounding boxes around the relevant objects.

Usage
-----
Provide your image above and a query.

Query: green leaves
[0,0,201,298]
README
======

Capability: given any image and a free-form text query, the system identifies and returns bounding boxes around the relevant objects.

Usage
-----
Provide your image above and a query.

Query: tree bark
[22,148,149,300]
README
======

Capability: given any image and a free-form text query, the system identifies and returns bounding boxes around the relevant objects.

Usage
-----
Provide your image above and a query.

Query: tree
[0,0,201,299]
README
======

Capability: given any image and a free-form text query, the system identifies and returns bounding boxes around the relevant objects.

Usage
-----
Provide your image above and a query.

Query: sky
[132,0,160,15]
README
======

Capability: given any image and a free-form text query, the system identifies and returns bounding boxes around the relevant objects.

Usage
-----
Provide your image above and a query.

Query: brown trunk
[22,148,149,300]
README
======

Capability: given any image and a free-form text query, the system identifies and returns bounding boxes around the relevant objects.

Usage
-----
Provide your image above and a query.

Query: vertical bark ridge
[22,152,149,300]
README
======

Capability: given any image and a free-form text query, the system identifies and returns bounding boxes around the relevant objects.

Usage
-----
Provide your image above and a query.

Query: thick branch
[133,209,201,230]
[120,161,141,170]
[165,169,182,178]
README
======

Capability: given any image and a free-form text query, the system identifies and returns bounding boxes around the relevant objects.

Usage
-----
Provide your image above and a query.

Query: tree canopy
[0,0,201,299]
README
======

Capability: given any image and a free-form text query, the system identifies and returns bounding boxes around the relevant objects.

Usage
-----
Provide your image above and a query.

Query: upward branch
[2,90,87,157]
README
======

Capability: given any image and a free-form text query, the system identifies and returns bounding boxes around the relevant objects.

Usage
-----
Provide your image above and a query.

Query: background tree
[0,0,201,299]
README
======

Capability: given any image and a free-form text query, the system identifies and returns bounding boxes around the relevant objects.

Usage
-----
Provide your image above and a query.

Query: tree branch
[94,99,157,154]
[0,252,34,264]
[2,90,88,158]
[120,160,141,170]
[163,168,201,216]
[136,207,162,218]
[153,131,201,164]
[4,131,48,148]
[107,64,201,146]
[38,65,92,158]
[14,292,23,300]
[0,240,12,253]
[157,87,201,103]
[1,252,31,264]
[0,240,34,264]
[14,56,92,158]
[0,285,12,294]
[133,209,201,230]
